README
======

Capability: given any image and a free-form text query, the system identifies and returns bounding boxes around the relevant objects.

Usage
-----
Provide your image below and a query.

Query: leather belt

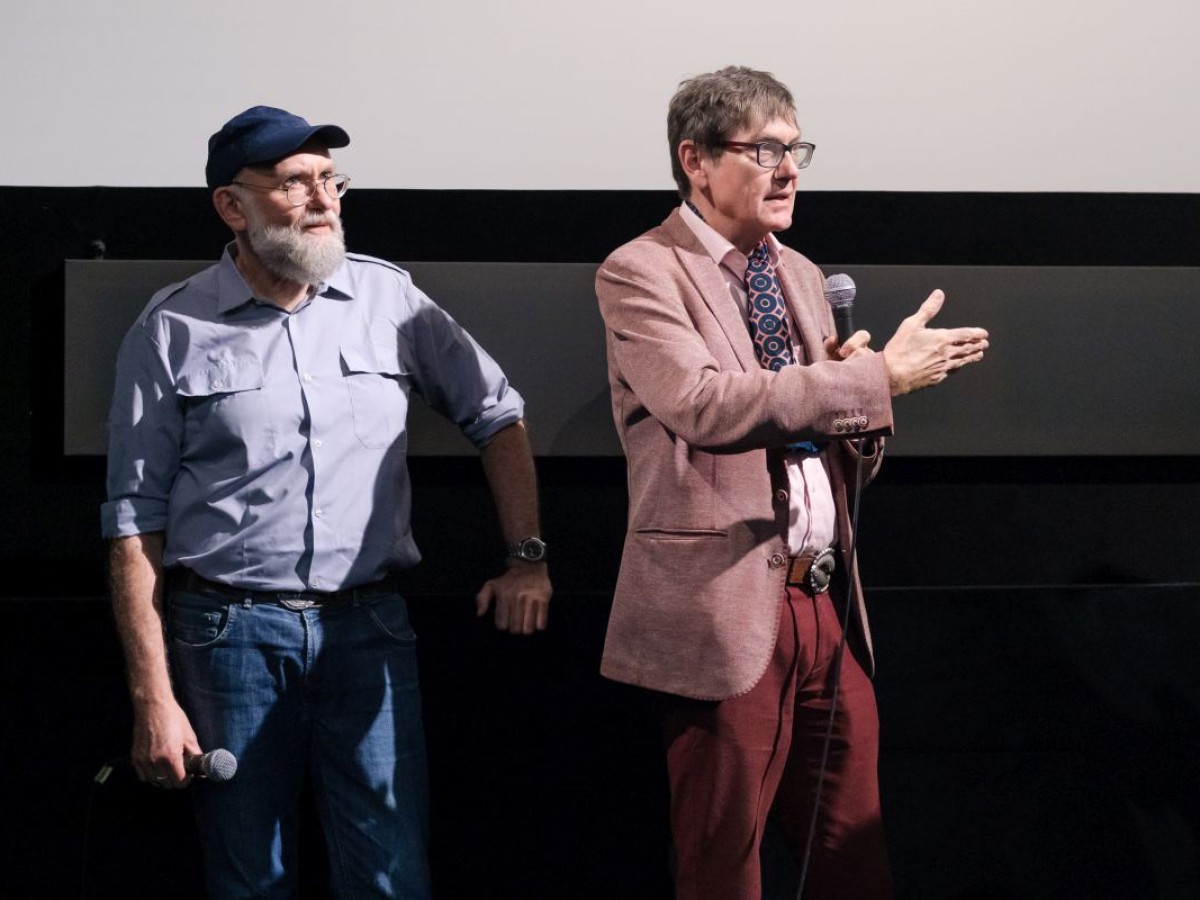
[785,548,836,594]
[169,569,396,610]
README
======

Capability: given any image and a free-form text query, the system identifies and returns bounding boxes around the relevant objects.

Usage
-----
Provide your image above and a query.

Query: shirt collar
[678,202,782,278]
[322,257,354,300]
[215,242,354,314]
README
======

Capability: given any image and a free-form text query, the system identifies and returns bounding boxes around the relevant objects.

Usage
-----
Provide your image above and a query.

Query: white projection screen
[2,0,1197,193]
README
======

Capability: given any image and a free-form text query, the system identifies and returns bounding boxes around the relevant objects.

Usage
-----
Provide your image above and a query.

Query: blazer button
[775,489,788,503]
[769,553,786,569]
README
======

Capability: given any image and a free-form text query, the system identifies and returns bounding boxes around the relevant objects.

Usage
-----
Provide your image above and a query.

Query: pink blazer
[597,210,894,700]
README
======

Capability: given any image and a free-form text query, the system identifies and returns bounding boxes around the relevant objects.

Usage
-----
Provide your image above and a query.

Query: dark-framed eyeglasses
[716,140,815,170]
[229,173,352,207]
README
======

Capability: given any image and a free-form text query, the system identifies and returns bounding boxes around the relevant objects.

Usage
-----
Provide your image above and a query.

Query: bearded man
[102,106,552,899]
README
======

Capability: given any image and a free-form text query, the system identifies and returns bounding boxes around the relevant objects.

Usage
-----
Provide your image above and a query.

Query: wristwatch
[506,537,548,563]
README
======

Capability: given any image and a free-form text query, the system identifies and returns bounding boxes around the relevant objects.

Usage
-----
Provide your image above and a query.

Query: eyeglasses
[230,173,352,206]
[716,140,815,170]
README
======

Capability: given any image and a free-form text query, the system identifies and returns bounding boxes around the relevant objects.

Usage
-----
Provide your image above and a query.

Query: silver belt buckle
[278,596,322,611]
[809,548,836,594]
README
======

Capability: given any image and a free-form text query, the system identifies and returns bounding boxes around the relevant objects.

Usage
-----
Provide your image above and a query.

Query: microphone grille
[824,273,856,309]
[203,749,239,782]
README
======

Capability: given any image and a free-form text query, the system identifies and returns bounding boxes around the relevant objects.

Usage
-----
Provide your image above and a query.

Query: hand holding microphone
[97,746,238,789]
[823,273,989,391]
[154,748,239,787]
[823,274,872,359]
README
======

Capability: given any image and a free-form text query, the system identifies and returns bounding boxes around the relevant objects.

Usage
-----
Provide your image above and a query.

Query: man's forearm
[479,421,542,543]
[109,533,174,708]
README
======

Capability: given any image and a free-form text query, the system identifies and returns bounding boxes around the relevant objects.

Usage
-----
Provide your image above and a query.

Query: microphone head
[824,273,856,309]
[201,749,238,782]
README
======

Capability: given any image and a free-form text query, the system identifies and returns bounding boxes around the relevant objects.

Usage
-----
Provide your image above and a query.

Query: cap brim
[242,123,350,169]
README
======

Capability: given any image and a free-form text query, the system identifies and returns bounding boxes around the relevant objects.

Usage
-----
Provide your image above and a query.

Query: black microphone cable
[795,439,868,900]
[81,750,236,898]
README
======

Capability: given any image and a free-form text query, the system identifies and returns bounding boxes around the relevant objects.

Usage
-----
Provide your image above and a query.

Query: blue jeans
[167,581,431,899]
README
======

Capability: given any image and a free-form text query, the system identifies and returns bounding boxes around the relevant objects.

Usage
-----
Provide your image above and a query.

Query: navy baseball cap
[206,106,350,188]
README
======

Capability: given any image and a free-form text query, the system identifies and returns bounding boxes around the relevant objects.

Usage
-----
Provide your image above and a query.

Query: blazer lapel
[662,211,758,372]
[776,255,830,363]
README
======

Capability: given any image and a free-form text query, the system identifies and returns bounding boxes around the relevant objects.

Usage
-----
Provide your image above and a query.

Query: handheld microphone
[185,748,238,781]
[824,273,857,344]
[96,748,238,785]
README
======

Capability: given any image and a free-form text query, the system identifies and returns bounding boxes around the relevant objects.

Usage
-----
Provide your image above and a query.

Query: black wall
[2,187,1198,899]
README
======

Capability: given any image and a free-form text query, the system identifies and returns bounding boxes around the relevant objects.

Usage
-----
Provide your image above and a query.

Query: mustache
[295,211,342,232]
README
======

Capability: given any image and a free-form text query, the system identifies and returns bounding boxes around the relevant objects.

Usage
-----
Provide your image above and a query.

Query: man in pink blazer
[596,66,989,900]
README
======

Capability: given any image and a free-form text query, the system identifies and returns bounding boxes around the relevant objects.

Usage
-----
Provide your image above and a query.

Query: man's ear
[213,186,248,232]
[678,140,709,193]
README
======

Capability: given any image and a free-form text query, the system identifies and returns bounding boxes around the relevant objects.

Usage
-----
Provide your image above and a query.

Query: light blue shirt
[101,248,525,591]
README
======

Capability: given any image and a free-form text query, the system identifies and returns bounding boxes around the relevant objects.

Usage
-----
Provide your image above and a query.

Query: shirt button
[313,439,323,449]
[212,379,224,390]
[774,489,788,503]
[303,373,313,383]
[769,553,786,569]
[314,508,324,518]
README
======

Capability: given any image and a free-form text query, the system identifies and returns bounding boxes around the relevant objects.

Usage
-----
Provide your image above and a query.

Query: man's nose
[307,182,338,210]
[774,151,800,180]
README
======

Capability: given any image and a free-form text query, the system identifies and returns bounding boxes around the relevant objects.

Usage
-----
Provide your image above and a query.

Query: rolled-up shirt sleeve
[398,275,525,449]
[101,315,182,538]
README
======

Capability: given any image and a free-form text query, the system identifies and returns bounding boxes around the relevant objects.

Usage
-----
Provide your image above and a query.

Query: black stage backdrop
[2,188,1198,900]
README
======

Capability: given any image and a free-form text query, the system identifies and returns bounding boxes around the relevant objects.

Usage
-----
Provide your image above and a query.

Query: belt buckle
[809,548,836,594]
[278,596,322,611]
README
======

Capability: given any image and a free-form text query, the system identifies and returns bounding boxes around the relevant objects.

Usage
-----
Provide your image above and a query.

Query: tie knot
[750,241,771,266]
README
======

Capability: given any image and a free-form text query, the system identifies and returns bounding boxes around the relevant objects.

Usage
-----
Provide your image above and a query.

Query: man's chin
[766,212,794,234]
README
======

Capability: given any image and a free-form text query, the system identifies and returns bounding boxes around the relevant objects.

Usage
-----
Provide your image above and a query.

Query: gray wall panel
[66,260,1200,457]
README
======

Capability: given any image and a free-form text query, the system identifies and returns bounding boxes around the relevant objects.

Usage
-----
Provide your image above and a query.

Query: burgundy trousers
[650,585,893,900]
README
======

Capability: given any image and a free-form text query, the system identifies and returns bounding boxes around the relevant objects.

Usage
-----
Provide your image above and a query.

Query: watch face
[516,538,546,561]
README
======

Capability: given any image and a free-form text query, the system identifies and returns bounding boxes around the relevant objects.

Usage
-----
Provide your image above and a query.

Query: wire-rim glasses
[230,173,352,206]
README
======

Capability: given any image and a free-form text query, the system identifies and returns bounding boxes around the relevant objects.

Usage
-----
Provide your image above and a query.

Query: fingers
[947,333,990,367]
[519,595,550,634]
[839,330,873,359]
[948,348,987,373]
[947,326,989,345]
[144,756,193,789]
[908,289,945,327]
[949,341,989,362]
[495,595,545,635]
[158,769,193,789]
[823,331,873,361]
[474,582,494,619]
[509,599,535,636]
[479,567,551,635]
[133,707,200,789]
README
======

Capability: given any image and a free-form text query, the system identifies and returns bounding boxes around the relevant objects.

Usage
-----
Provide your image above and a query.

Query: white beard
[245,209,347,285]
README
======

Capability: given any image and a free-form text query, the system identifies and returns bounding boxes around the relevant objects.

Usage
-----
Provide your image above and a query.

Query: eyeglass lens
[286,175,350,205]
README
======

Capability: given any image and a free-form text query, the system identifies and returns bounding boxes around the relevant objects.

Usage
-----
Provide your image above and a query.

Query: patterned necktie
[745,241,794,371]
[745,241,819,453]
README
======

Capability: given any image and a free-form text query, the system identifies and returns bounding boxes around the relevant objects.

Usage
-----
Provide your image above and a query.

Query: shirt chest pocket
[176,352,276,471]
[339,343,409,449]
